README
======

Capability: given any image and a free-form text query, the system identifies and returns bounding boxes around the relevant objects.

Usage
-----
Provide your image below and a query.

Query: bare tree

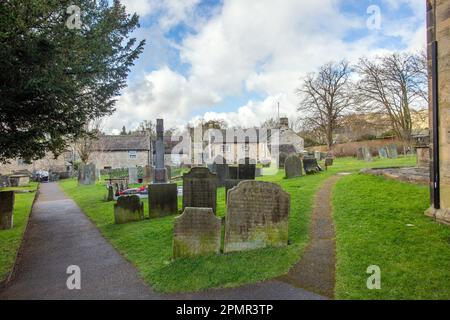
[296,60,354,149]
[355,52,428,146]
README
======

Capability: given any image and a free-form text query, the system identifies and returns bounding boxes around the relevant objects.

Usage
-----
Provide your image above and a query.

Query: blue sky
[105,0,426,134]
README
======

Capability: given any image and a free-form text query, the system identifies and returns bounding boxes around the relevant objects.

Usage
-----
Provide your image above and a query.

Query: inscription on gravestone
[183,167,217,213]
[173,207,221,258]
[224,181,290,253]
[0,191,15,230]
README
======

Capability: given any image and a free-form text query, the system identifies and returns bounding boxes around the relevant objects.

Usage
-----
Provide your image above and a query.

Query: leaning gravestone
[78,163,96,185]
[224,181,290,253]
[284,154,302,179]
[362,147,372,162]
[183,167,217,213]
[387,144,398,159]
[128,167,138,184]
[238,158,256,180]
[0,191,15,230]
[114,195,144,224]
[378,147,388,159]
[303,157,320,174]
[173,207,221,258]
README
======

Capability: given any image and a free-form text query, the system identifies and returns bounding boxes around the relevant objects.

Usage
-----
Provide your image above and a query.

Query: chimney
[279,117,289,129]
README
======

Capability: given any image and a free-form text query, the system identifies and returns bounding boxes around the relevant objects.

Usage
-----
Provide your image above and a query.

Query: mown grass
[59,156,416,293]
[0,182,38,283]
[333,174,450,299]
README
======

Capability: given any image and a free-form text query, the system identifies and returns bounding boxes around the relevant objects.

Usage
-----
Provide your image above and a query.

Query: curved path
[0,177,340,300]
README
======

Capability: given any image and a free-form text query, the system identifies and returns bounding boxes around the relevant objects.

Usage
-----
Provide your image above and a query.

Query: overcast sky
[104,0,426,134]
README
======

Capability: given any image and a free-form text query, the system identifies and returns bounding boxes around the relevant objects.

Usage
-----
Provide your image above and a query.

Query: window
[221,145,230,152]
[128,151,137,159]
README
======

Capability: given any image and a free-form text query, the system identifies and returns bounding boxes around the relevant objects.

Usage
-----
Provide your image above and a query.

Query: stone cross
[154,119,167,183]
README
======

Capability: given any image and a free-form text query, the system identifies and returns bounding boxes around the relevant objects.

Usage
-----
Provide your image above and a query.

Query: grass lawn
[0,182,38,283]
[59,156,416,293]
[333,174,450,299]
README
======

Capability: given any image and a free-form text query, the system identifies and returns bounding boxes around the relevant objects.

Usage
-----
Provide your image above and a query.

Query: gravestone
[362,147,372,162]
[128,167,138,184]
[165,166,172,180]
[387,144,398,159]
[173,207,221,258]
[229,166,238,179]
[183,167,217,213]
[154,119,168,183]
[78,163,96,185]
[0,175,10,188]
[209,155,229,187]
[106,185,114,202]
[255,168,262,177]
[356,148,364,160]
[325,157,334,167]
[284,154,302,179]
[143,165,153,183]
[314,151,321,161]
[225,179,244,202]
[378,147,388,159]
[9,175,29,187]
[224,181,290,253]
[0,191,15,230]
[303,157,320,174]
[114,195,144,224]
[148,183,178,218]
[238,158,256,180]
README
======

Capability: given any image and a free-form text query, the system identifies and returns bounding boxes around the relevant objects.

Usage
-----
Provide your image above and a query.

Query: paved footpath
[0,181,336,300]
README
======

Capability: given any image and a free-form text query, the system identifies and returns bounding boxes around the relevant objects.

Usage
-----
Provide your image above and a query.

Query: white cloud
[105,0,427,133]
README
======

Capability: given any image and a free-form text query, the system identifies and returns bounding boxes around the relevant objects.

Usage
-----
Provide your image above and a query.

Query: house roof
[93,135,150,151]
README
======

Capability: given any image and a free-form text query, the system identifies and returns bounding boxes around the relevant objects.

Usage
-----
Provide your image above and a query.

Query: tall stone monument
[148,119,178,218]
[425,0,450,224]
[0,191,14,230]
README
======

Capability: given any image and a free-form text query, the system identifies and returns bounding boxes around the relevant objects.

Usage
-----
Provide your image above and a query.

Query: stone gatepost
[425,0,450,224]
[0,191,15,230]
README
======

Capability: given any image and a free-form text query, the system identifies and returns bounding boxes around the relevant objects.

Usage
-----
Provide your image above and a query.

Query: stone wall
[0,153,68,175]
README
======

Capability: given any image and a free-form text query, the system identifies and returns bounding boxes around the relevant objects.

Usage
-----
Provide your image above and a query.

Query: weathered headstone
[148,183,178,218]
[325,157,334,167]
[9,175,30,187]
[106,185,114,202]
[224,181,290,253]
[0,191,15,230]
[173,207,221,258]
[284,154,302,179]
[229,166,238,179]
[314,151,321,161]
[225,179,244,202]
[362,147,372,162]
[114,195,144,224]
[128,167,138,184]
[0,175,11,188]
[238,158,256,180]
[303,157,320,174]
[183,167,217,213]
[143,165,153,183]
[165,166,172,180]
[209,155,229,187]
[387,144,398,159]
[378,147,388,159]
[78,163,96,185]
[356,148,364,160]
